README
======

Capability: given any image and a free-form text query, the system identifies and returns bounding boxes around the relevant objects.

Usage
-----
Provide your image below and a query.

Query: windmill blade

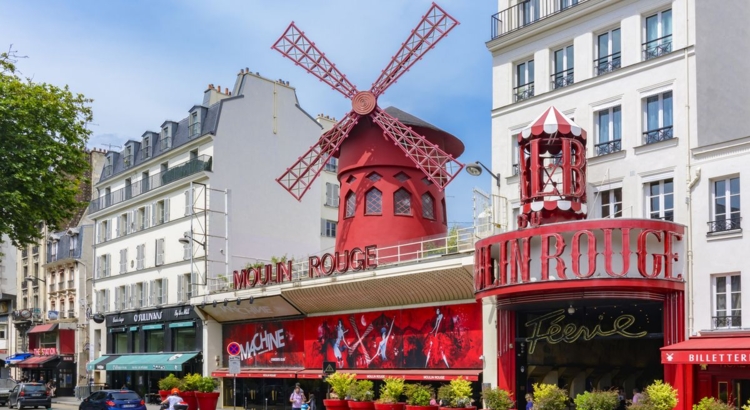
[272,22,359,99]
[277,111,360,200]
[371,107,463,189]
[370,3,459,97]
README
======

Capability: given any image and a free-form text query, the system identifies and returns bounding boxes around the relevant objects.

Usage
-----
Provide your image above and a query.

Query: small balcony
[491,0,589,40]
[512,163,520,176]
[643,35,673,61]
[594,53,621,76]
[123,155,133,169]
[67,309,75,318]
[160,136,173,151]
[643,126,674,145]
[188,122,202,139]
[707,216,742,234]
[49,284,56,293]
[713,315,742,329]
[514,83,535,102]
[68,280,75,289]
[551,68,574,90]
[140,147,151,161]
[58,282,64,291]
[90,155,213,212]
[595,140,622,156]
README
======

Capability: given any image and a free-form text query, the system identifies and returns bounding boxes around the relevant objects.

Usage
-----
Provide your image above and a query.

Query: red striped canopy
[521,106,584,139]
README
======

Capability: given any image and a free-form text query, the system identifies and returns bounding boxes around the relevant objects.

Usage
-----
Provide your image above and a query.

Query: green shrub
[197,377,219,393]
[692,397,735,410]
[482,387,514,410]
[741,399,750,410]
[574,390,619,410]
[532,384,568,410]
[181,373,202,392]
[349,380,374,402]
[449,377,473,408]
[438,385,454,406]
[158,374,181,391]
[379,377,406,404]
[404,384,434,406]
[643,381,678,410]
[327,373,357,399]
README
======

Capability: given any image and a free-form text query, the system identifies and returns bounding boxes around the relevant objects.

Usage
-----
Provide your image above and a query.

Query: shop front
[18,323,77,396]
[212,303,483,410]
[89,306,202,397]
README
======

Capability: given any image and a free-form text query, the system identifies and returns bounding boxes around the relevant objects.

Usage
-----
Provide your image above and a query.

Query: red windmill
[273,3,465,253]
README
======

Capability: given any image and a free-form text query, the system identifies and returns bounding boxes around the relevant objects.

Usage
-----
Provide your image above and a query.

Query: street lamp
[465,161,501,187]
[178,233,207,286]
[178,233,205,248]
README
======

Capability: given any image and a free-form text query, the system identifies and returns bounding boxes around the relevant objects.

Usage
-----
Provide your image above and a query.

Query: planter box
[439,407,476,410]
[325,399,351,410]
[349,402,376,410]
[406,406,439,410]
[375,403,406,410]
[181,391,199,410]
[195,392,220,410]
[159,391,170,402]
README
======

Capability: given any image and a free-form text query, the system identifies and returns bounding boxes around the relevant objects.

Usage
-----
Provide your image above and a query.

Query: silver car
[0,379,17,406]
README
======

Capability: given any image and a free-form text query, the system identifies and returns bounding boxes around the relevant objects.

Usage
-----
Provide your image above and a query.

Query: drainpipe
[684,0,696,338]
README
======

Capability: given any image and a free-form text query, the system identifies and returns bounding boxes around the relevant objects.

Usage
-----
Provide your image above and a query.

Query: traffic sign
[228,356,241,375]
[227,342,241,356]
[323,361,336,374]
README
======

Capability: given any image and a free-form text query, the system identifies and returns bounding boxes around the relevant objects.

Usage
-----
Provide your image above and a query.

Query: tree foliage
[0,47,92,246]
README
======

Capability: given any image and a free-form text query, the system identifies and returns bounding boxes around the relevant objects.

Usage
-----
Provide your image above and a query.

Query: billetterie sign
[233,245,377,290]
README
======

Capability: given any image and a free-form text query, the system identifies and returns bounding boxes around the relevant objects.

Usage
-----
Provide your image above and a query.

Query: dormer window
[104,155,113,177]
[123,145,133,168]
[141,135,151,160]
[161,125,172,151]
[189,112,201,139]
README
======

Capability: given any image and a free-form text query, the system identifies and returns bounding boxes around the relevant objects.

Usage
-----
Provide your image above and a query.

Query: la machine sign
[233,245,377,290]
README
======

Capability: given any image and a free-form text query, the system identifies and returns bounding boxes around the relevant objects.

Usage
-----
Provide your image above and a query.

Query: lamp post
[465,161,501,187]
[178,233,208,295]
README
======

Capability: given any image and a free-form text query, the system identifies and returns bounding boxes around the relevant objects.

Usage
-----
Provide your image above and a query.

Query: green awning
[142,324,163,330]
[168,321,194,328]
[106,352,199,372]
[87,355,118,371]
[130,327,139,331]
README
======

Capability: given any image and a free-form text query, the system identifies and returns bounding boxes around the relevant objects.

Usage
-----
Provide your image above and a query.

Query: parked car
[80,390,146,410]
[8,383,51,409]
[0,379,17,406]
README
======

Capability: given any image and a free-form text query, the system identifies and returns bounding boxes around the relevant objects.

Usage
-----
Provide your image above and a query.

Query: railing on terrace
[713,315,741,329]
[491,0,588,40]
[708,216,742,233]
[514,83,535,102]
[160,136,173,151]
[595,140,621,156]
[643,35,672,61]
[90,155,212,212]
[551,68,574,90]
[140,148,151,160]
[643,126,673,145]
[209,224,490,293]
[188,122,202,139]
[594,53,621,76]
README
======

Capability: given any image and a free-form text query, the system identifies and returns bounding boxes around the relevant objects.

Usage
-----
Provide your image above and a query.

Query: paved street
[51,398,164,410]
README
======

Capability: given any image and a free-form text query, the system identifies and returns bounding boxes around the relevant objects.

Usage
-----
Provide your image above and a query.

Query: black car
[8,383,51,409]
[80,390,146,410]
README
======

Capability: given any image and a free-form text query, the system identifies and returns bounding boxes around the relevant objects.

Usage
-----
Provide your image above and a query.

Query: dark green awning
[106,352,199,371]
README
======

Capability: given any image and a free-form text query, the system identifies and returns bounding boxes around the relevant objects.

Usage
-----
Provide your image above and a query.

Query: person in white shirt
[162,388,184,410]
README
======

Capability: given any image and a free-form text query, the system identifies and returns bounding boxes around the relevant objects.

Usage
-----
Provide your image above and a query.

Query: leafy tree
[0,47,92,246]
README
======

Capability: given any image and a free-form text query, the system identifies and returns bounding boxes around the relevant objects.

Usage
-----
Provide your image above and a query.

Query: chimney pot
[256,72,259,76]
[245,67,249,72]
[217,85,222,93]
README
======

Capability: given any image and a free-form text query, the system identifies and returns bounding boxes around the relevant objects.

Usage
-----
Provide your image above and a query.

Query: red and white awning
[521,106,583,139]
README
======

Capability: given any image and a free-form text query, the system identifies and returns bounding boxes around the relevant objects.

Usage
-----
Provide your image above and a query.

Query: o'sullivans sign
[234,245,377,290]
[474,219,684,293]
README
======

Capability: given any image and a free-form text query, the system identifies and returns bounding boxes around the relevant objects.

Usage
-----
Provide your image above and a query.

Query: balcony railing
[594,53,621,76]
[491,0,588,40]
[123,155,133,168]
[49,284,56,293]
[512,164,520,176]
[140,148,151,161]
[643,35,672,61]
[68,280,75,289]
[160,136,173,151]
[708,216,742,233]
[551,68,574,90]
[188,122,202,139]
[643,126,674,145]
[514,83,535,102]
[595,140,622,156]
[103,165,113,177]
[67,309,75,318]
[90,155,212,212]
[713,315,742,329]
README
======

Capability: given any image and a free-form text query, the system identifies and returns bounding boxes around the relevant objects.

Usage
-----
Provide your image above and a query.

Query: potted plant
[376,377,406,410]
[348,380,375,410]
[482,387,514,410]
[531,383,567,410]
[692,397,735,410]
[574,390,618,410]
[404,383,436,410]
[628,380,677,410]
[158,374,181,402]
[180,373,202,410]
[195,377,220,410]
[438,377,474,410]
[326,373,357,410]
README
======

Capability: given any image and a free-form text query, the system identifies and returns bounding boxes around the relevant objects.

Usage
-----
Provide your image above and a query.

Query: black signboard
[105,306,198,327]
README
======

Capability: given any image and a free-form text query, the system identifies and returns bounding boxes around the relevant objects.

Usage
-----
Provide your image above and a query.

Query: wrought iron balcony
[713,315,742,329]
[643,35,672,61]
[595,140,621,156]
[491,0,589,40]
[708,216,742,233]
[643,126,674,145]
[90,155,213,212]
[188,122,202,139]
[551,69,574,90]
[123,155,133,168]
[512,163,520,176]
[514,83,535,102]
[140,148,151,161]
[594,53,621,76]
[160,136,173,151]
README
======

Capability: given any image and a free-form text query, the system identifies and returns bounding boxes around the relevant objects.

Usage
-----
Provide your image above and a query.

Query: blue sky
[2,0,498,227]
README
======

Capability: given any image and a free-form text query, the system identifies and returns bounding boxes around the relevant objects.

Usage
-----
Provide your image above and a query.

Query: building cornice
[692,135,750,162]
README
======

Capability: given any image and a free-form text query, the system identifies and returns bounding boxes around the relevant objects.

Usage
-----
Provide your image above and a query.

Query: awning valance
[6,353,33,365]
[27,324,58,334]
[87,355,119,371]
[520,106,583,139]
[17,355,60,368]
[661,336,750,364]
[106,352,199,371]
[337,369,482,381]
[211,368,302,379]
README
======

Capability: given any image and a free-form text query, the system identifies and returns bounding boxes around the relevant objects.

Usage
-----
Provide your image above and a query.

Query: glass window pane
[664,179,673,194]
[663,92,673,127]
[614,188,622,203]
[716,197,726,216]
[650,182,660,196]
[598,110,610,143]
[555,50,564,74]
[646,15,659,42]
[613,106,622,141]
[731,293,741,310]
[566,46,574,70]
[662,10,673,36]
[647,96,659,131]
[651,197,660,212]
[598,33,609,59]
[614,203,622,217]
[715,180,726,197]
[730,177,740,194]
[517,63,526,85]
[717,277,726,292]
[528,60,535,82]
[664,193,673,210]
[730,196,740,214]
[717,294,726,310]
[612,29,621,54]
[732,275,741,291]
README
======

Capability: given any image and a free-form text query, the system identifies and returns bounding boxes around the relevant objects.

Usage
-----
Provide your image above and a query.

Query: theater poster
[223,319,305,367]
[304,303,482,369]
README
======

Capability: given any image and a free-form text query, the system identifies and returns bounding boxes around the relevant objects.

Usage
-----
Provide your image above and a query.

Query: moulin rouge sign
[233,245,377,290]
[475,219,685,292]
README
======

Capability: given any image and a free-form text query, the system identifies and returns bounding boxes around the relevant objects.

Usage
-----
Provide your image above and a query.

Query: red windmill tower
[272,3,465,253]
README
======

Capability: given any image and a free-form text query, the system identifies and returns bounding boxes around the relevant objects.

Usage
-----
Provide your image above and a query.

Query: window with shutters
[422,193,435,219]
[365,188,382,215]
[118,213,128,238]
[119,249,128,274]
[156,200,169,225]
[99,220,110,243]
[96,290,106,312]
[155,238,165,266]
[97,254,111,278]
[178,273,192,302]
[321,219,337,238]
[117,285,127,311]
[136,206,147,231]
[152,279,167,305]
[183,232,191,260]
[394,188,411,215]
[184,189,193,216]
[345,191,356,218]
[136,244,145,270]
[325,183,340,207]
